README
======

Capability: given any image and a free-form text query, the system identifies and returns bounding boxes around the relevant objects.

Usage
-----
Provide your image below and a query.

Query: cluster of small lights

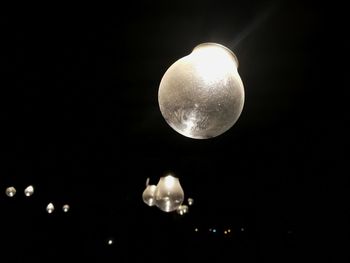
[4,185,70,214]
[194,227,244,236]
[46,203,70,214]
[142,175,194,215]
[5,185,35,197]
[176,204,189,215]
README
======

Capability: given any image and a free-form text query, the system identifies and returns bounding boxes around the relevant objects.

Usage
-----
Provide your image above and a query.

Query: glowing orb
[158,43,244,139]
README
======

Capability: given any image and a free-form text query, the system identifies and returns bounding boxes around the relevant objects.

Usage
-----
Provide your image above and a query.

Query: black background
[0,1,346,262]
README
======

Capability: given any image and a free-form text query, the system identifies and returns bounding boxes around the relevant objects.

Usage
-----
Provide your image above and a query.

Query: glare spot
[212,229,216,233]
[227,229,231,233]
[194,228,198,232]
[241,227,245,232]
[187,198,194,206]
[224,231,227,234]
[164,175,176,189]
[107,239,114,245]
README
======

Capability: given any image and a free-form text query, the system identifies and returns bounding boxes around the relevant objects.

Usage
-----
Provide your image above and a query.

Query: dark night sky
[0,1,346,262]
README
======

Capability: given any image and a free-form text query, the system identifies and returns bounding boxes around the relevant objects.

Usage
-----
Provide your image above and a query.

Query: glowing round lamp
[158,42,244,139]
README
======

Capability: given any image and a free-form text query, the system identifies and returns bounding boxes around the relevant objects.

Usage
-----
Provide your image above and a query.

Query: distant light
[224,230,227,234]
[194,228,198,232]
[227,229,231,233]
[24,185,34,197]
[176,205,189,215]
[46,203,55,214]
[5,186,16,197]
[187,198,194,206]
[241,227,245,232]
[62,204,70,213]
[209,228,212,232]
[107,239,114,245]
[212,229,216,233]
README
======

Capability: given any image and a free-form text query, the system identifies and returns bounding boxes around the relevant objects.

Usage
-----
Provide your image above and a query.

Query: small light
[62,204,70,213]
[24,185,34,197]
[176,205,189,215]
[224,231,227,234]
[107,239,114,245]
[241,227,245,232]
[227,229,231,233]
[46,203,55,214]
[209,228,212,232]
[194,228,198,232]
[212,229,216,233]
[5,186,16,197]
[187,198,194,206]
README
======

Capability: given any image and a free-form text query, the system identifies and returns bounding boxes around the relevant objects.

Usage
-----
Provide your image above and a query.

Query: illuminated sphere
[5,186,16,197]
[24,185,34,197]
[158,42,244,139]
[62,204,70,213]
[46,203,55,214]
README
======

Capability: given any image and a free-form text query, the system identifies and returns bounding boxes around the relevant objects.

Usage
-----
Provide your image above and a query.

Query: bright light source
[24,185,34,197]
[62,204,70,213]
[46,203,55,214]
[158,42,244,139]
[5,186,16,197]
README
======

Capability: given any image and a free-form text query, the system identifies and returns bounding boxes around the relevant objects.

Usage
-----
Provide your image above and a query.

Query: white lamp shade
[155,175,184,212]
[142,185,157,207]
